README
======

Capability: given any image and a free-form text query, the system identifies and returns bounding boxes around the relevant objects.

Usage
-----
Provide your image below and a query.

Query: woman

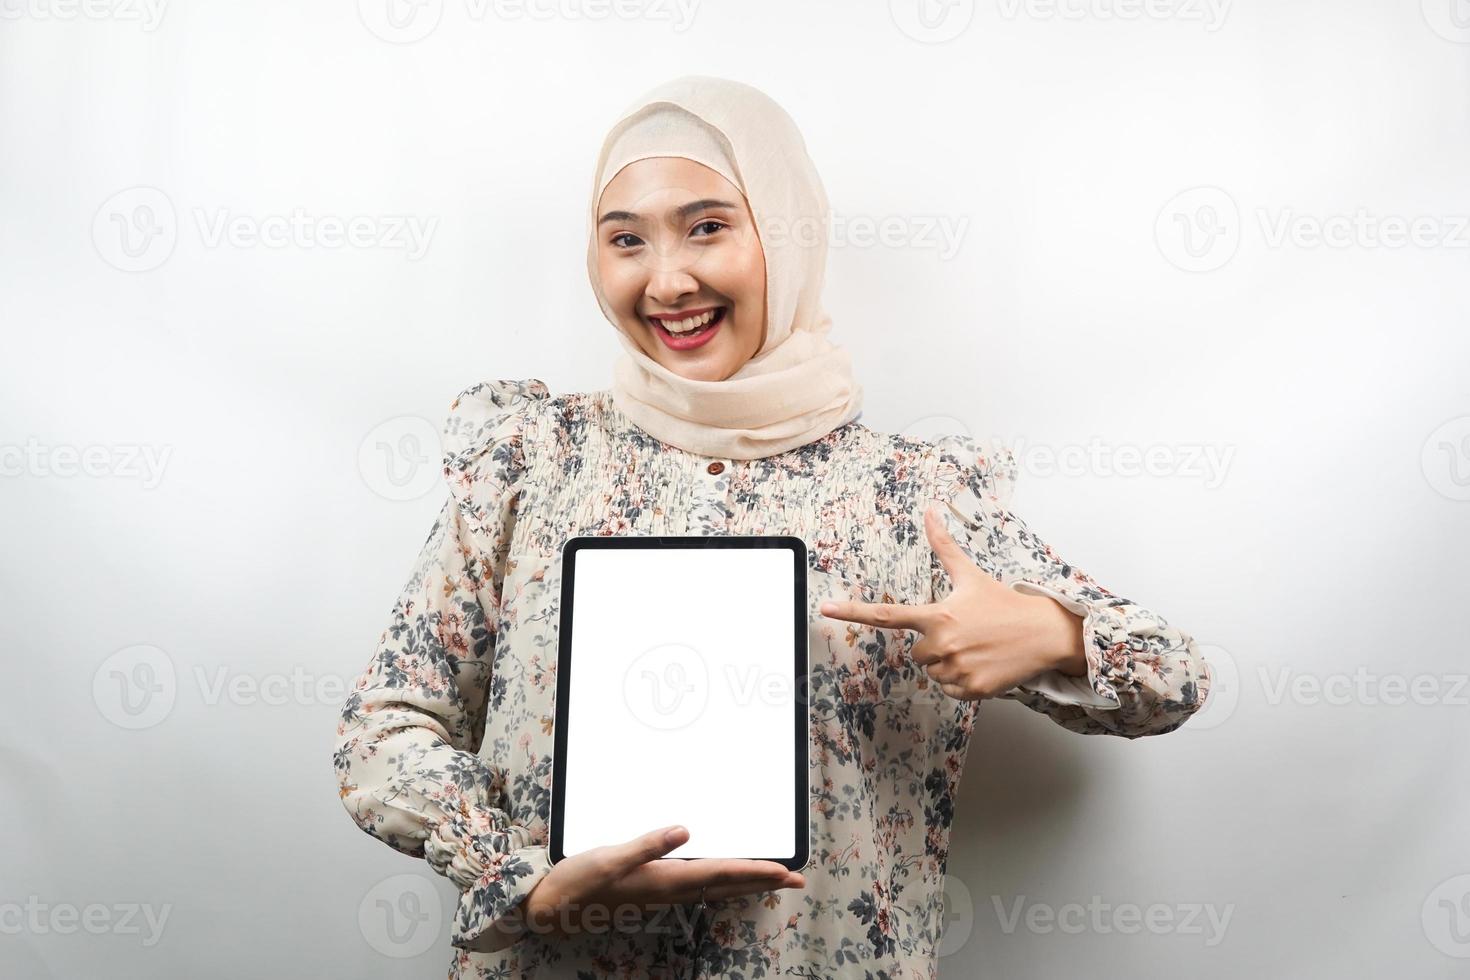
[333,75,1212,980]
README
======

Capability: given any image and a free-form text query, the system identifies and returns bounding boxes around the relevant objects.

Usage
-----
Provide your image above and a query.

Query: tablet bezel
[548,534,810,872]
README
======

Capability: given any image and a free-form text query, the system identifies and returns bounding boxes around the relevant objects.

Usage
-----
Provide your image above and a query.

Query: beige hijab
[585,75,864,460]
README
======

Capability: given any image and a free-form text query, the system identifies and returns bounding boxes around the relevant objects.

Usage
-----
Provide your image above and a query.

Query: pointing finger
[819,597,936,632]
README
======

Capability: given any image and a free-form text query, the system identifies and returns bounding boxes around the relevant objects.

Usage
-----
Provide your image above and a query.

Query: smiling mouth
[645,305,727,346]
[646,305,724,332]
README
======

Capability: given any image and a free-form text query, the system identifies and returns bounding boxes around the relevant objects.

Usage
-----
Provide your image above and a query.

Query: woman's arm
[334,497,552,952]
[333,379,554,953]
[932,435,1213,738]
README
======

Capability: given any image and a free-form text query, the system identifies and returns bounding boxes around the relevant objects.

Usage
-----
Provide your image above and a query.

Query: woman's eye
[691,220,726,237]
[610,232,643,249]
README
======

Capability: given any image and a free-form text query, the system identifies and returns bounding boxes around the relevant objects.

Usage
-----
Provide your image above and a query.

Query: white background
[1,0,1467,977]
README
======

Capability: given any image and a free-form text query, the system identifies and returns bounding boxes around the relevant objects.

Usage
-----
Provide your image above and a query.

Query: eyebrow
[597,198,741,226]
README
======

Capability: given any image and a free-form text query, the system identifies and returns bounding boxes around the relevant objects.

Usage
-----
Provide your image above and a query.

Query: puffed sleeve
[929,433,1212,738]
[333,378,554,953]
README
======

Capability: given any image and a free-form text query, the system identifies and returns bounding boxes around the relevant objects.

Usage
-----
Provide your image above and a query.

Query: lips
[647,305,721,328]
[647,306,727,351]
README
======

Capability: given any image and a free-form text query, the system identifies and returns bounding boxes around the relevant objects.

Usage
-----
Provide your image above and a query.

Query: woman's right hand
[519,825,806,942]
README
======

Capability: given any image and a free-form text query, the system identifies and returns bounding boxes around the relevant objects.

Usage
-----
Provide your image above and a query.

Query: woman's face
[595,157,767,382]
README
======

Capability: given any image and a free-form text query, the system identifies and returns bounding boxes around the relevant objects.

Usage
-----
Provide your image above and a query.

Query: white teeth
[658,309,719,333]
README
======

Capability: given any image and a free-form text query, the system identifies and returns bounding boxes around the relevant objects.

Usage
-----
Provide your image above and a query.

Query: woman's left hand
[818,505,1088,701]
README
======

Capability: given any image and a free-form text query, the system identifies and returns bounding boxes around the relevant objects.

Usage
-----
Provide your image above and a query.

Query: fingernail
[819,602,835,615]
[664,827,685,844]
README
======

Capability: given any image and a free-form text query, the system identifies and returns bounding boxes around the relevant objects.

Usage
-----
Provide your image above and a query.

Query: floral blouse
[333,378,1212,980]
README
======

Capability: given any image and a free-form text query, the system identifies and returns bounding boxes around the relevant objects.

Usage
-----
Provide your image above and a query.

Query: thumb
[925,504,979,584]
[616,824,688,870]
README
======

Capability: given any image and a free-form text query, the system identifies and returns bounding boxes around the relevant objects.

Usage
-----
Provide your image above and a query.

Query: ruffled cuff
[424,806,556,953]
[1006,580,1122,710]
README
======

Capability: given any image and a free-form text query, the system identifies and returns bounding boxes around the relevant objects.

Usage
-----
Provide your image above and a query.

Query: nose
[644,264,700,309]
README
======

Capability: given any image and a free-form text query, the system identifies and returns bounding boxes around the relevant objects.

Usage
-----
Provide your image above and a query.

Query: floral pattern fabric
[333,378,1212,979]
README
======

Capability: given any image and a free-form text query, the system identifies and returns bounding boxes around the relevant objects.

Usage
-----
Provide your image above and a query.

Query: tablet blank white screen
[561,546,797,860]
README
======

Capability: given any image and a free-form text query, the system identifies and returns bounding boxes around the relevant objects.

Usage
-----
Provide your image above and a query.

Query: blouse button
[706,461,725,476]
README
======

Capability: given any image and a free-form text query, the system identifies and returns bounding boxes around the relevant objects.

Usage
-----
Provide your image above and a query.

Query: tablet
[549,535,809,871]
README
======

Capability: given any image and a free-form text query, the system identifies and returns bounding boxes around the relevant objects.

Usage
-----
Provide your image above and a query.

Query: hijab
[585,75,864,460]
